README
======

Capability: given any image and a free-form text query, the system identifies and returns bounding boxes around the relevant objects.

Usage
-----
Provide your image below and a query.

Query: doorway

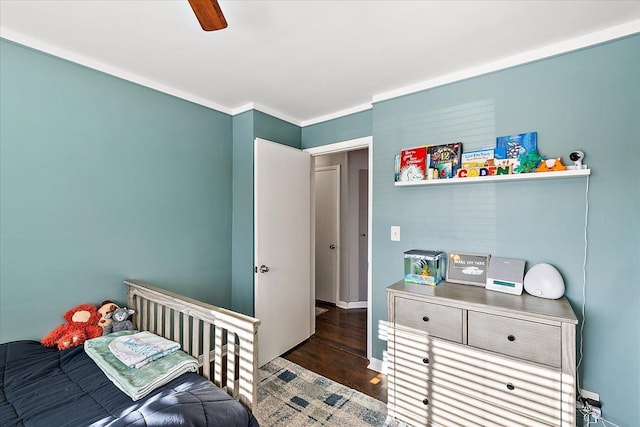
[283,137,380,401]
[313,150,368,308]
[252,136,373,369]
[306,136,372,363]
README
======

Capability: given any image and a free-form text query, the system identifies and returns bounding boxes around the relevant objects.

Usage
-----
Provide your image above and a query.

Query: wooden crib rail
[124,279,260,409]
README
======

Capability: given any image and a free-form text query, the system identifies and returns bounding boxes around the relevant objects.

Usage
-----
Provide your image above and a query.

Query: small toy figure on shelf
[536,157,567,172]
[514,151,542,173]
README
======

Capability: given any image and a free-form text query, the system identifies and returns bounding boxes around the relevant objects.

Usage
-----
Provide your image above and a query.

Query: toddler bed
[1,279,261,426]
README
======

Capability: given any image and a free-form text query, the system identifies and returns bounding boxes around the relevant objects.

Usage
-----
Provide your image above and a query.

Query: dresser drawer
[467,311,561,367]
[394,297,463,342]
[392,333,491,391]
[393,380,479,427]
[393,380,555,427]
[458,346,562,425]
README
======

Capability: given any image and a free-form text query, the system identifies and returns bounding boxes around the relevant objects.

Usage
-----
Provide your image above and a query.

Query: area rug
[255,357,394,426]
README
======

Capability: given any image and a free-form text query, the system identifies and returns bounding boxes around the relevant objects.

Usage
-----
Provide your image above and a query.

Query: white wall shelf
[394,168,590,186]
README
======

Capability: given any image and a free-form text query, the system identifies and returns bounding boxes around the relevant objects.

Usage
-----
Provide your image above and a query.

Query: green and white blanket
[84,331,199,401]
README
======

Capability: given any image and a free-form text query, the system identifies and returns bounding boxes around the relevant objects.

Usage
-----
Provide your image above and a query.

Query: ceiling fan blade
[188,0,228,31]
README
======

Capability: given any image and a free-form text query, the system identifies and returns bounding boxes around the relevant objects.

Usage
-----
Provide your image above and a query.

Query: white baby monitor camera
[569,150,585,168]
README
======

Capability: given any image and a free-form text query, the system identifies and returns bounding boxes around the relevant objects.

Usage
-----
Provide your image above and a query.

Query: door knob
[329,244,336,250]
[259,265,270,273]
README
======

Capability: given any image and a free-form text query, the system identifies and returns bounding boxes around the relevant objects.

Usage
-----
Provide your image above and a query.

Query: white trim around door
[303,136,374,368]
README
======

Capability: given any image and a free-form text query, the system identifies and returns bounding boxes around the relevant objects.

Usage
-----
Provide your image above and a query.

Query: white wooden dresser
[387,280,578,427]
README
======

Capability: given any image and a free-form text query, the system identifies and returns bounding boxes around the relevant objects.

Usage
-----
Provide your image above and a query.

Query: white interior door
[314,166,340,304]
[358,168,369,301]
[254,138,312,367]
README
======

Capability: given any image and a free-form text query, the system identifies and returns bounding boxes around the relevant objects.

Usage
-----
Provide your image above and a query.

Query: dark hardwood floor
[282,302,387,403]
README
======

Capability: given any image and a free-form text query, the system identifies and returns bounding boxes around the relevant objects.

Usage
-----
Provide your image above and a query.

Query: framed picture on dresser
[446,252,490,286]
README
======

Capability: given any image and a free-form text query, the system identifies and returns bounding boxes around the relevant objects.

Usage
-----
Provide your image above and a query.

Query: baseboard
[367,357,386,374]
[336,300,368,309]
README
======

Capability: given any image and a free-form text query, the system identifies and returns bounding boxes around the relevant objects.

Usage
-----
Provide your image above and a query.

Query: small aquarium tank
[404,249,446,286]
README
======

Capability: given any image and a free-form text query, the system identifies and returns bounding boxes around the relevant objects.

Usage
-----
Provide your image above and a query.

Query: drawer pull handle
[422,357,429,364]
[422,316,430,322]
[506,383,515,391]
[422,398,429,405]
[507,334,516,342]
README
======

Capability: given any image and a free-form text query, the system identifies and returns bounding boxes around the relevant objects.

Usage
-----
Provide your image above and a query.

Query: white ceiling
[1,1,639,125]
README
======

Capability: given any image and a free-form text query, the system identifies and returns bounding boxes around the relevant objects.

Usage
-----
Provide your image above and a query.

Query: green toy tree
[515,150,542,173]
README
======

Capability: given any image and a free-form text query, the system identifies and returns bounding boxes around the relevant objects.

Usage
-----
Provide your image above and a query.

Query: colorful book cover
[428,142,462,174]
[461,149,494,168]
[495,132,537,159]
[437,162,452,179]
[399,146,427,181]
[394,153,400,182]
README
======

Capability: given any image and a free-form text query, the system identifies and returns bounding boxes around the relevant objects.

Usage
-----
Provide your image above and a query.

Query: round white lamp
[524,263,565,299]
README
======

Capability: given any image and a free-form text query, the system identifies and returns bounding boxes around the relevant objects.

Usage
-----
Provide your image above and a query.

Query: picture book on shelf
[428,142,462,174]
[437,162,453,179]
[399,146,427,181]
[495,132,537,159]
[394,153,400,182]
[461,149,494,168]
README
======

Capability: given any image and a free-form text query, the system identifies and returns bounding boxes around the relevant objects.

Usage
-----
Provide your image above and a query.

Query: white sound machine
[485,257,526,295]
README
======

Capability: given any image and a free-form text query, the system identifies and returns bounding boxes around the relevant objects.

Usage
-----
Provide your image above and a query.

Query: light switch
[391,226,401,241]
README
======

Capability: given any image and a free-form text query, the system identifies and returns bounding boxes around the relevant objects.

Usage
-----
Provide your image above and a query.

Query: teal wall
[0,39,234,342]
[302,109,372,148]
[254,110,302,150]
[230,110,301,315]
[369,35,639,425]
[231,111,255,315]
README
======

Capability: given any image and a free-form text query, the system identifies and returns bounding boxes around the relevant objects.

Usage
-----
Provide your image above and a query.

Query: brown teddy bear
[97,300,120,330]
[41,304,103,350]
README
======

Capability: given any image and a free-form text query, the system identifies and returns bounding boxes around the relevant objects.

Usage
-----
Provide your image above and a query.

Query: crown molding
[3,19,638,127]
[301,102,373,127]
[231,103,256,115]
[231,102,301,126]
[372,19,640,105]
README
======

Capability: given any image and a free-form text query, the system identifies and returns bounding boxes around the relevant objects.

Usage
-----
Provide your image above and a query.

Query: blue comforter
[0,340,259,427]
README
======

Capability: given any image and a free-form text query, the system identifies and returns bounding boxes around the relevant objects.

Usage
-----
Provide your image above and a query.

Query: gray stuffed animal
[102,307,135,335]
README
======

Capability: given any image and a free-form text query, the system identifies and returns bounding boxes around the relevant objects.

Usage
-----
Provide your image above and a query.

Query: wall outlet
[390,226,400,241]
[580,389,600,401]
[577,396,602,426]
